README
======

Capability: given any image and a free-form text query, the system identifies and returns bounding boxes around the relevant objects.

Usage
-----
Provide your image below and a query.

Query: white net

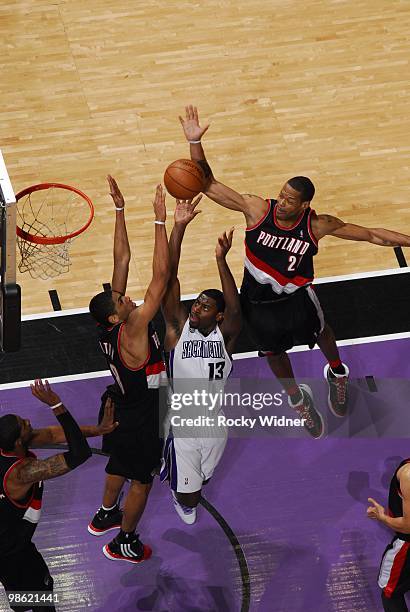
[16,185,93,279]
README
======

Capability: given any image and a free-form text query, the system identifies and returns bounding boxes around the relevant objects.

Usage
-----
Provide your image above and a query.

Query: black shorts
[240,285,324,355]
[0,542,53,611]
[379,536,410,599]
[104,407,162,484]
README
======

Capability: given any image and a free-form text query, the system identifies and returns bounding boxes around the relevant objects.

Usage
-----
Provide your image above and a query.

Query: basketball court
[1,1,410,611]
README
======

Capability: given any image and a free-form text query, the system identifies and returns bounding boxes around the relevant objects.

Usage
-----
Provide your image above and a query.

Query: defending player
[179,105,410,439]
[0,379,116,612]
[160,197,241,524]
[367,461,410,611]
[88,177,169,563]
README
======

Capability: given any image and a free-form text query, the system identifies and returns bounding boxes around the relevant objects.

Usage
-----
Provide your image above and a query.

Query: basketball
[164,159,205,200]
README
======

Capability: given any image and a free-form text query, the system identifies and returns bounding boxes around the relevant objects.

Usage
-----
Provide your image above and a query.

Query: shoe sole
[323,365,348,418]
[298,384,325,439]
[103,544,152,564]
[88,522,122,536]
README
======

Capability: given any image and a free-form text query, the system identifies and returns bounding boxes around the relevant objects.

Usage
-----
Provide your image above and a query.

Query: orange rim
[15,182,94,245]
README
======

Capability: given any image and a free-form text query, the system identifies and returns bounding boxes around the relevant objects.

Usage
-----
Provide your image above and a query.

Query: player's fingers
[193,107,199,122]
[367,497,377,506]
[178,115,185,126]
[202,123,210,134]
[193,209,202,217]
[192,194,202,208]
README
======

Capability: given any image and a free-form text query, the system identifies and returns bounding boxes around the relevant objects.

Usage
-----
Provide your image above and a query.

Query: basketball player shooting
[179,105,410,439]
[0,379,117,612]
[160,196,241,524]
[88,176,169,563]
[367,460,410,611]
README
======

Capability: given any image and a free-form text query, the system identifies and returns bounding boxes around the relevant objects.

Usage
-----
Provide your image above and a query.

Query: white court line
[1,330,409,391]
[21,266,409,321]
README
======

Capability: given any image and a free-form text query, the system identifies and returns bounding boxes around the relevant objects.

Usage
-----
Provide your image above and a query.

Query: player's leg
[121,480,152,532]
[102,424,160,563]
[316,322,349,417]
[88,474,125,536]
[103,479,153,564]
[168,437,204,524]
[176,490,202,508]
[241,291,324,437]
[263,341,323,437]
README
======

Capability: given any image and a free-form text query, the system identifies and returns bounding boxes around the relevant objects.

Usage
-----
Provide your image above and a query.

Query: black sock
[117,529,137,542]
[330,363,346,376]
[289,389,303,405]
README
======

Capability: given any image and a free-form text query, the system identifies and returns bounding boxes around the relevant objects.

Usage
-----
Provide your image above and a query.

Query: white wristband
[154,220,166,225]
[188,140,201,144]
[50,401,63,409]
[115,207,124,211]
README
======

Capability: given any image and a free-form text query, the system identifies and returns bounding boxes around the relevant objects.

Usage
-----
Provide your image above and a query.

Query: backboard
[0,149,21,351]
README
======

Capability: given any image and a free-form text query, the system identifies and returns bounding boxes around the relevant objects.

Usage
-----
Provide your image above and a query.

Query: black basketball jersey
[0,450,44,556]
[98,321,166,417]
[388,459,410,541]
[242,199,319,302]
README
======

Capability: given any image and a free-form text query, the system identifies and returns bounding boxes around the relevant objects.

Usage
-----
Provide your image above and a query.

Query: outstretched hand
[367,497,386,522]
[97,397,119,435]
[153,184,166,222]
[216,227,235,260]
[174,195,202,226]
[30,379,61,407]
[107,175,125,209]
[179,105,210,143]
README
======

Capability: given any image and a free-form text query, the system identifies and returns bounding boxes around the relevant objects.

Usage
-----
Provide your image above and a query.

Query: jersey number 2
[287,255,301,271]
[208,362,225,380]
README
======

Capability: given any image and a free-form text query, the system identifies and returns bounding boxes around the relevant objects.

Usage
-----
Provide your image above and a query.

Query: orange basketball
[164,159,205,200]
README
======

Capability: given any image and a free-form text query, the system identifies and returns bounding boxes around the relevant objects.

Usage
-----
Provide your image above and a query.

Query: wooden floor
[1,0,409,314]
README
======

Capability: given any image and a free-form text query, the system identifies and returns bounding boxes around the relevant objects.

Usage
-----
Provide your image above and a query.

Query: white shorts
[160,433,227,493]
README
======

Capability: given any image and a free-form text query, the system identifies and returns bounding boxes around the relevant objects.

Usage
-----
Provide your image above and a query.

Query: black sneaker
[289,384,324,439]
[103,533,152,564]
[88,504,123,536]
[324,363,349,418]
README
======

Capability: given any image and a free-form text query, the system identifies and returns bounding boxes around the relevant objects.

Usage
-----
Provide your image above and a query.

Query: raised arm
[179,105,267,226]
[215,228,242,354]
[312,213,410,247]
[108,176,131,298]
[125,185,169,338]
[7,380,92,501]
[367,465,410,534]
[30,396,118,446]
[162,197,202,350]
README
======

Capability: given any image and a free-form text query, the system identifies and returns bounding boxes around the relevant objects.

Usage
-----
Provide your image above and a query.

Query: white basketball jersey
[169,319,232,382]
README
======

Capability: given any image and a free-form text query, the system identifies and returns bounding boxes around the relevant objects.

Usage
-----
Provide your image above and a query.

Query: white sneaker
[171,491,197,525]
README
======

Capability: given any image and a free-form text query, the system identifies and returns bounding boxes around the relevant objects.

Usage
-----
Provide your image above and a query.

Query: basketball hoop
[15,183,94,279]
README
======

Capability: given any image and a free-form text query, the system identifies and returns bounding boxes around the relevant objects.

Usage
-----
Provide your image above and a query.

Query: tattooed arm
[7,454,71,501]
[5,380,93,501]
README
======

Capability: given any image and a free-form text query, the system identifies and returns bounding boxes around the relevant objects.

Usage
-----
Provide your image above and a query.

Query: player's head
[89,291,136,326]
[0,414,33,452]
[276,176,315,221]
[189,289,225,333]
